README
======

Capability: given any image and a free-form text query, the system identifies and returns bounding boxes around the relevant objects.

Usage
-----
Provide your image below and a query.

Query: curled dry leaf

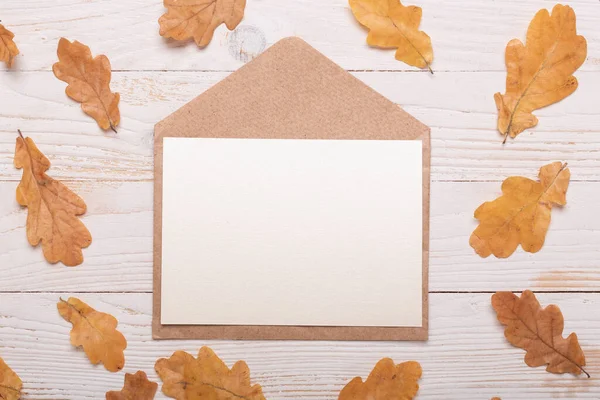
[106,371,158,400]
[495,4,586,142]
[0,357,22,400]
[492,290,588,377]
[159,0,246,47]
[53,38,120,132]
[14,131,92,267]
[0,24,19,67]
[338,358,422,400]
[470,162,570,258]
[349,0,433,72]
[57,297,127,372]
[155,346,266,400]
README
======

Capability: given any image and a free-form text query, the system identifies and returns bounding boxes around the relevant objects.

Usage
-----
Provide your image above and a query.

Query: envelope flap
[155,37,429,142]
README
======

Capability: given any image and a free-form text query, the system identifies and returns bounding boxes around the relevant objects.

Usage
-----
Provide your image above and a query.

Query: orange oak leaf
[0,24,19,67]
[159,0,246,47]
[470,161,570,258]
[349,0,433,72]
[492,290,588,377]
[495,4,586,142]
[53,38,120,132]
[338,358,422,400]
[155,346,265,400]
[106,371,158,400]
[14,131,92,267]
[57,297,127,372]
[0,357,22,400]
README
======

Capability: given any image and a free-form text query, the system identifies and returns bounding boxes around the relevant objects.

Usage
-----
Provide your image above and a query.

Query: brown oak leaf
[0,357,22,400]
[14,131,92,267]
[159,0,246,47]
[0,24,19,67]
[492,290,588,377]
[495,4,586,142]
[57,297,127,372]
[470,162,570,258]
[338,358,422,400]
[155,346,265,400]
[53,38,120,132]
[349,0,433,72]
[106,371,158,400]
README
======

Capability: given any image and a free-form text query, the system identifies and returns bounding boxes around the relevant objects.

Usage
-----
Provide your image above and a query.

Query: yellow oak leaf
[0,357,22,400]
[106,371,158,400]
[159,0,246,47]
[53,38,120,132]
[470,161,570,258]
[349,0,433,72]
[14,131,92,267]
[492,290,588,377]
[495,4,587,142]
[338,358,422,400]
[155,346,265,400]
[0,24,19,67]
[57,297,127,372]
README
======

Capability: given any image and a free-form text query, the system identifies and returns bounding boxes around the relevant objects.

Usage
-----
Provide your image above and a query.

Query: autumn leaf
[495,4,586,142]
[159,0,246,47]
[155,346,266,400]
[470,161,570,258]
[14,131,92,267]
[106,371,158,400]
[0,357,22,400]
[0,24,19,67]
[53,38,120,132]
[338,358,422,400]
[349,0,433,72]
[57,297,127,372]
[492,290,588,377]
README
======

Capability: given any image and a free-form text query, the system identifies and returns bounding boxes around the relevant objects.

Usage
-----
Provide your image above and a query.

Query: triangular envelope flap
[155,37,429,141]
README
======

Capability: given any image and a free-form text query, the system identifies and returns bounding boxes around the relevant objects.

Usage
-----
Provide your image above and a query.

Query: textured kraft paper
[153,37,430,341]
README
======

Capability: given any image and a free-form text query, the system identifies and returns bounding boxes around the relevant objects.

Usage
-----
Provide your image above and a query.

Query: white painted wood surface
[0,0,599,398]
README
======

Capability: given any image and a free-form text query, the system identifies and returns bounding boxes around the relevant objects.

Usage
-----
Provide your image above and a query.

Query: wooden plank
[1,180,598,292]
[0,0,598,72]
[0,292,597,399]
[1,71,598,182]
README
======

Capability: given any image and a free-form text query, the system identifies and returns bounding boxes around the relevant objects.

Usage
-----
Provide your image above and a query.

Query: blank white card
[161,138,423,327]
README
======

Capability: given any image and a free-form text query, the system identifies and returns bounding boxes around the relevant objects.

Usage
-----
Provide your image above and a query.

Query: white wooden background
[1,0,599,398]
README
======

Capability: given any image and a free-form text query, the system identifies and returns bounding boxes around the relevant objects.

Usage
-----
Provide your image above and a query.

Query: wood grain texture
[0,293,598,399]
[1,180,598,292]
[0,0,598,72]
[1,70,599,182]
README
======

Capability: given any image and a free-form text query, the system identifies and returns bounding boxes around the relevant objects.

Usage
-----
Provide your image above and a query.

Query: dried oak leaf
[338,358,422,400]
[14,132,92,267]
[349,0,433,72]
[470,161,570,258]
[159,0,246,47]
[57,297,127,372]
[53,38,120,132]
[0,24,19,67]
[106,371,158,400]
[492,290,588,377]
[495,4,586,142]
[155,346,265,400]
[0,357,22,400]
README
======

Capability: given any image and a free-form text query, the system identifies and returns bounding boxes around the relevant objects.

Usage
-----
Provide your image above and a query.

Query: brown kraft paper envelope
[153,37,430,341]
